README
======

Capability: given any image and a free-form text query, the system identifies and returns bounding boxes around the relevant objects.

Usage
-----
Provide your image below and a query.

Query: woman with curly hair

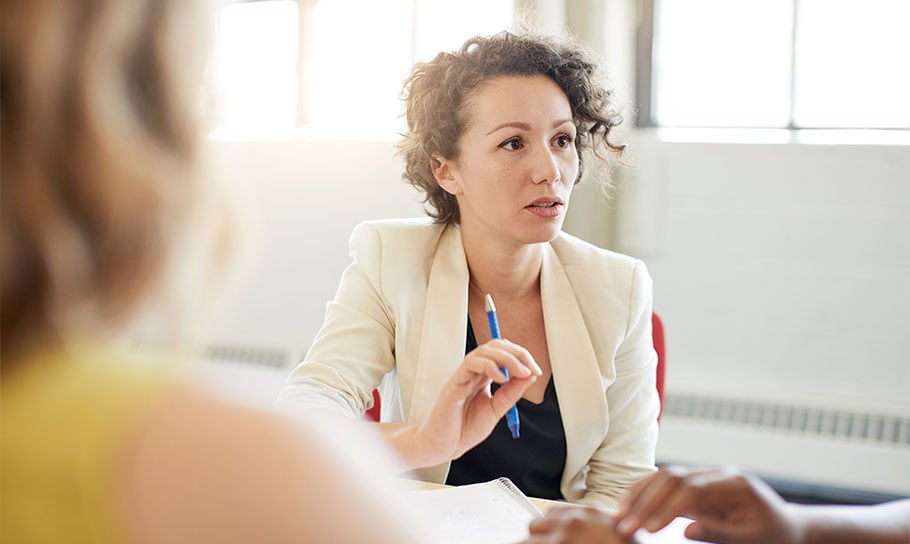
[280,31,659,509]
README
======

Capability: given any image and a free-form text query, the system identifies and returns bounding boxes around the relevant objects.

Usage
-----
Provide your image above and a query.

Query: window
[643,0,910,130]
[209,0,515,137]
[209,1,300,132]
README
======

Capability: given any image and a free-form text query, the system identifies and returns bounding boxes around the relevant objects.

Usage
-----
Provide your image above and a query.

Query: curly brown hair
[398,30,626,224]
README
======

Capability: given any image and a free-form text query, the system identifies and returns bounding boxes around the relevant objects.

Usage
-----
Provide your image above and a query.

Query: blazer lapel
[410,224,470,423]
[541,244,608,482]
[408,224,470,483]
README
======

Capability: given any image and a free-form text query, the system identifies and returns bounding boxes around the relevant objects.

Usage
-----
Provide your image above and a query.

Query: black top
[445,317,568,500]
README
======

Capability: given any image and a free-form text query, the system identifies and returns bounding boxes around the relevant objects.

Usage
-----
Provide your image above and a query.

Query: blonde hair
[1,0,212,361]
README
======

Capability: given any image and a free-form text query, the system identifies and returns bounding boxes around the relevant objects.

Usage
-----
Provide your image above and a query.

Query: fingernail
[616,518,634,535]
[517,365,531,377]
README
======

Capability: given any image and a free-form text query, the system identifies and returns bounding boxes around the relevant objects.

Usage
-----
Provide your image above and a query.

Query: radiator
[657,392,910,497]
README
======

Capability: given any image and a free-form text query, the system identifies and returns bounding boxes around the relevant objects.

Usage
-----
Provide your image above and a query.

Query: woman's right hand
[387,338,541,469]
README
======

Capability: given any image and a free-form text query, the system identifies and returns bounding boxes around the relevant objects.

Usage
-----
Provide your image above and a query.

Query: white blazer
[279,218,659,508]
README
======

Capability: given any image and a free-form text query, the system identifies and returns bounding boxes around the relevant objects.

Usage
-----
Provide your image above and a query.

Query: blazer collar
[540,243,608,479]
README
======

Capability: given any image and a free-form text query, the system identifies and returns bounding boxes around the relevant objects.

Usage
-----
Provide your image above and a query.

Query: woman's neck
[461,229,543,300]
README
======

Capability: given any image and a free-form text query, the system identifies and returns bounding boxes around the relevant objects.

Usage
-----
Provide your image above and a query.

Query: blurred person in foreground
[0,1,417,542]
[523,466,910,544]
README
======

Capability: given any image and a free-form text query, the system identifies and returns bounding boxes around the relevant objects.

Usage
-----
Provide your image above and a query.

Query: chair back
[652,312,666,423]
[366,389,381,422]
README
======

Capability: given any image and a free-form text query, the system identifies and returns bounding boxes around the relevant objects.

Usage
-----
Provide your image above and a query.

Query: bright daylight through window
[209,0,514,137]
[650,0,910,130]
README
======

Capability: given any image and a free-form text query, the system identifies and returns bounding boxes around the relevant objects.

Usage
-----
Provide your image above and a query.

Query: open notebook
[400,477,700,544]
[401,478,541,544]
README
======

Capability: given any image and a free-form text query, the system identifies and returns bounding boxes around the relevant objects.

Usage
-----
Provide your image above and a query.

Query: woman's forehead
[461,74,573,132]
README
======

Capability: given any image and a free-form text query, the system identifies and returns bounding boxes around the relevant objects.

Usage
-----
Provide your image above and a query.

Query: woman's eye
[554,134,574,148]
[499,137,523,151]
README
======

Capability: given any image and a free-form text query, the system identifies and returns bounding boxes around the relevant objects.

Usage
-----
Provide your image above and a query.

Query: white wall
[616,132,910,411]
[203,138,424,361]
[610,131,910,495]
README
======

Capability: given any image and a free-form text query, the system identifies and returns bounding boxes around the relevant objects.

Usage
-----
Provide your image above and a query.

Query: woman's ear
[431,154,462,195]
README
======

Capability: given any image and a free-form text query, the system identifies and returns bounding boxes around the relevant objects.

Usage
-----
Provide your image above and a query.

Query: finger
[684,519,736,544]
[441,347,538,407]
[522,536,556,544]
[616,468,686,537]
[640,469,763,537]
[528,516,557,533]
[639,482,699,533]
[542,505,579,517]
[531,505,578,526]
[616,471,663,520]
[637,467,741,532]
[700,469,777,509]
[617,470,675,534]
[466,347,534,381]
[489,373,537,414]
[446,354,511,391]
[481,339,542,377]
[496,339,544,375]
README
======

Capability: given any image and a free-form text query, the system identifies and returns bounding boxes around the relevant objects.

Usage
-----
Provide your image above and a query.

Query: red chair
[366,312,667,423]
[366,388,381,422]
[652,312,666,423]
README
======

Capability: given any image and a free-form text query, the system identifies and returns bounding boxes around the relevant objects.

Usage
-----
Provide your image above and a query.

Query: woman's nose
[531,147,561,185]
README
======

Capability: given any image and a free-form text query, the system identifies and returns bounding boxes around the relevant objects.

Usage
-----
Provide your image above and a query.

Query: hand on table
[614,466,798,544]
[521,466,910,544]
[525,505,637,544]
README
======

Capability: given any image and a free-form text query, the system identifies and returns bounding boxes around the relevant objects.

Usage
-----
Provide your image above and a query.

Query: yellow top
[1,345,177,543]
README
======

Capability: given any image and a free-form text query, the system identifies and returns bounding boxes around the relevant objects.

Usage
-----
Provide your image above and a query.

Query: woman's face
[434,74,579,248]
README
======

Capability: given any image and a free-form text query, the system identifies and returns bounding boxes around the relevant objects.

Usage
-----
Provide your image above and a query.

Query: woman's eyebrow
[485,119,574,135]
[486,121,530,135]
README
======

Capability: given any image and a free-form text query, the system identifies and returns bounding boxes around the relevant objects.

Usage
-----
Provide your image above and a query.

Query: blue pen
[485,293,521,439]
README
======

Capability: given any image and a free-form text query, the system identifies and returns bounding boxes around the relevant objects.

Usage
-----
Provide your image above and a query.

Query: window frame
[637,0,909,132]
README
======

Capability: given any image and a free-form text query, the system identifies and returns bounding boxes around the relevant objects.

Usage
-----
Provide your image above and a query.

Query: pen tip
[484,293,495,313]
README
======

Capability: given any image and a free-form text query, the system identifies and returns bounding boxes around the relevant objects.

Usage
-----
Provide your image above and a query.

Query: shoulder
[549,232,652,315]
[120,386,415,543]
[350,217,445,253]
[1,346,179,544]
[551,231,648,280]
[348,218,454,281]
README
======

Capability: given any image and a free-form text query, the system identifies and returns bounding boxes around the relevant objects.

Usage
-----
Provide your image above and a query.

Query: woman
[279,31,660,508]
[0,1,417,542]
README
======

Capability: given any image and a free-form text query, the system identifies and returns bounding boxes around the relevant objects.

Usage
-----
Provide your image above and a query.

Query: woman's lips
[525,199,564,218]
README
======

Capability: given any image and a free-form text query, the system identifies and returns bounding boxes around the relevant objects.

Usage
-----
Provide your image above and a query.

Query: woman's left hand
[390,338,541,469]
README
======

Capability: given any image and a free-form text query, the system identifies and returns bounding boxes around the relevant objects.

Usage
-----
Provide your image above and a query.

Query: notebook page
[401,479,542,544]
